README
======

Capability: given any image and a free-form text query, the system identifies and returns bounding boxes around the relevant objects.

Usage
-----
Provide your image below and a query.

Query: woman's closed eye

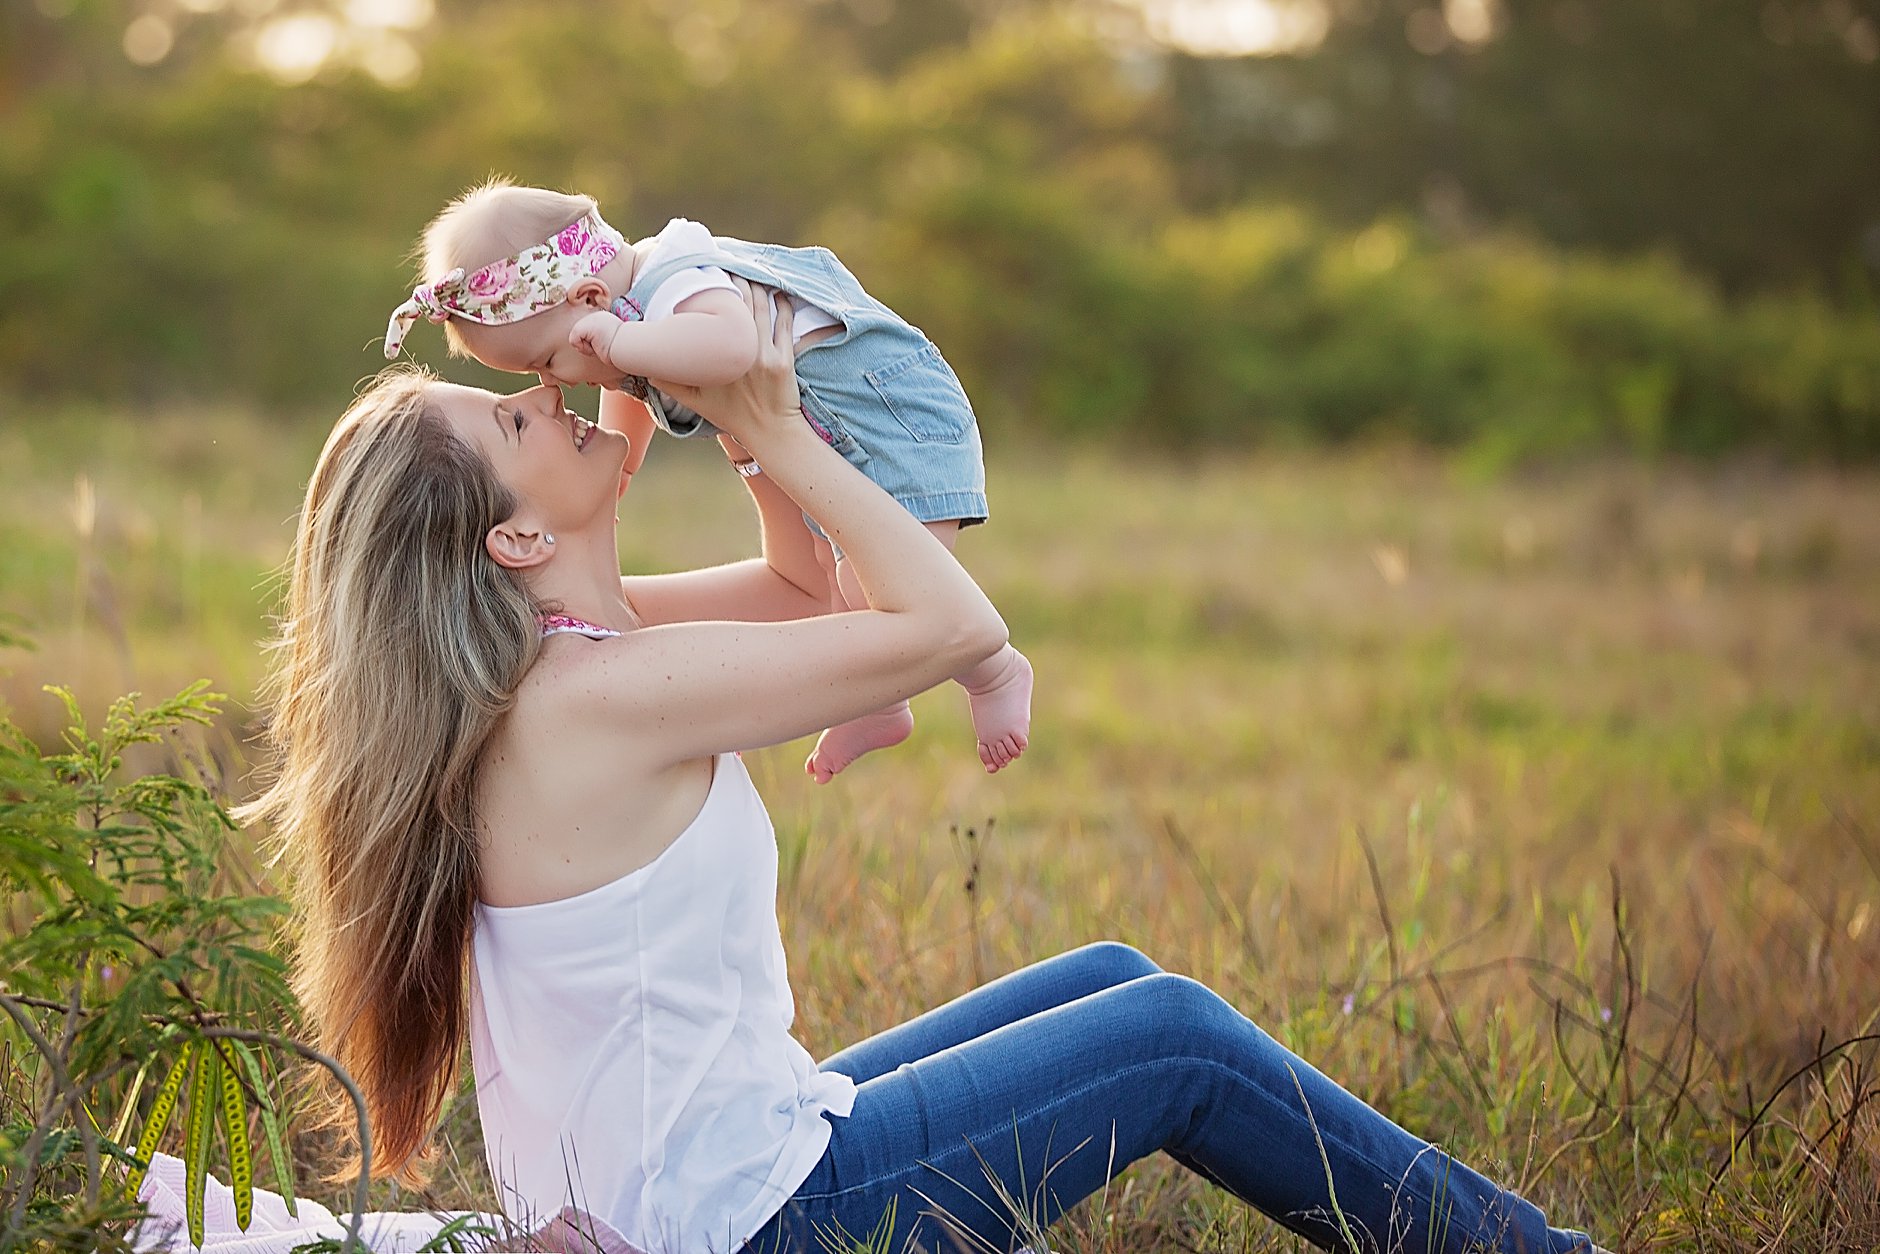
[514,408,525,434]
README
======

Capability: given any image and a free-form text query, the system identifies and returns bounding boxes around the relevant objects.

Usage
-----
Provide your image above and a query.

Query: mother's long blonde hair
[240,369,541,1183]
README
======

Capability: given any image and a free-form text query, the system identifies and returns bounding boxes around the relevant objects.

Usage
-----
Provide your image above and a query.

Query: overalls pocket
[866,343,975,444]
[797,382,869,465]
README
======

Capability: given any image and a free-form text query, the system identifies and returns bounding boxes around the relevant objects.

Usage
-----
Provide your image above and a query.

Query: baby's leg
[838,522,1033,775]
[805,535,916,784]
[811,532,845,614]
[916,522,1032,772]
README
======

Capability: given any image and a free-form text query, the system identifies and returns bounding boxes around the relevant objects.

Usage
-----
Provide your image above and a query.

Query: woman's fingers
[758,293,788,373]
[647,377,690,406]
[770,291,796,358]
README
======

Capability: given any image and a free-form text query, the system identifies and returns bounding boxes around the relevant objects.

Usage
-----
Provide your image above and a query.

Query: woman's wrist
[730,414,825,468]
[718,435,761,475]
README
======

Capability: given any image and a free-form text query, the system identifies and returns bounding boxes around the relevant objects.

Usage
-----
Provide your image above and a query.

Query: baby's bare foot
[805,703,915,784]
[961,647,1032,773]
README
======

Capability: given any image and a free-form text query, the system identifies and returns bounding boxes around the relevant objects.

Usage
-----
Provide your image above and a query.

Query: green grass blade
[110,1058,153,1151]
[215,1043,254,1231]
[1287,1063,1363,1253]
[124,1043,192,1202]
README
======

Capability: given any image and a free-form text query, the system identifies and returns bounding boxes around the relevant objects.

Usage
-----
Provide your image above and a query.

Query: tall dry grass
[3,409,1877,1250]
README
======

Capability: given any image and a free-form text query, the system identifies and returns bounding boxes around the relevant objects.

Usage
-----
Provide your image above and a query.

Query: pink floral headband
[383,209,627,358]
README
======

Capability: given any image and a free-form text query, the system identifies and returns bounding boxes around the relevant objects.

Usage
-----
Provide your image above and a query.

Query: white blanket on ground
[132,1152,644,1254]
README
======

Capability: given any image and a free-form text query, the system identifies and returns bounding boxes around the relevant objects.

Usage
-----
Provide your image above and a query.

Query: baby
[385,180,1032,781]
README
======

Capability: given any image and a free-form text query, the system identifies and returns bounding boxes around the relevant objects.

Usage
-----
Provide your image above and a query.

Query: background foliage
[2,0,1877,458]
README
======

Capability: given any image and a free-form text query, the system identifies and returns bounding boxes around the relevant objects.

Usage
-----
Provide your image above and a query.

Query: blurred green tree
[1,0,1876,458]
[1165,0,1880,293]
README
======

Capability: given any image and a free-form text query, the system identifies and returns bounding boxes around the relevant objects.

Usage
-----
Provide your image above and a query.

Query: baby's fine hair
[419,178,596,356]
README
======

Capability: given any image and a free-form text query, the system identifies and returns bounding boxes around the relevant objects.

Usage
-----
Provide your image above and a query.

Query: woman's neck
[524,521,634,634]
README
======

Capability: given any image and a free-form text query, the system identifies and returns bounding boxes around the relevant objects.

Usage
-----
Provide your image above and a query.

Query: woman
[243,286,1600,1254]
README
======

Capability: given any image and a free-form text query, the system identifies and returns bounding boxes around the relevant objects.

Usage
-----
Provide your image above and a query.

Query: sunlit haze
[1136,0,1330,56]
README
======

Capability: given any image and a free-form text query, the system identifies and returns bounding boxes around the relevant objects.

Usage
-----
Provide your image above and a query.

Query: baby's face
[459,302,626,391]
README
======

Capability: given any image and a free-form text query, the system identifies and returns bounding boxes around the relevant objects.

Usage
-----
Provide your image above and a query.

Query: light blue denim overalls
[609,231,988,538]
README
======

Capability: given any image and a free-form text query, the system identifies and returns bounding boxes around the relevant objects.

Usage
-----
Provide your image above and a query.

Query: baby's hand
[570,311,624,362]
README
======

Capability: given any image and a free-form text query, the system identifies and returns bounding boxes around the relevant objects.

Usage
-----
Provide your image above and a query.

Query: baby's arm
[572,288,759,387]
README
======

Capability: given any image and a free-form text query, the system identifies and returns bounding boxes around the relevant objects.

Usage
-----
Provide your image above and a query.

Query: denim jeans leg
[755,972,1595,1254]
[818,942,1162,1084]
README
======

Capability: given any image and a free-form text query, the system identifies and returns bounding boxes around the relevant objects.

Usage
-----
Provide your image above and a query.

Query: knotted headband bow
[383,209,628,358]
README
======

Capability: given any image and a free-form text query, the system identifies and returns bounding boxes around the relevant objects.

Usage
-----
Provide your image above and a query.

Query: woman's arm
[565,287,1007,765]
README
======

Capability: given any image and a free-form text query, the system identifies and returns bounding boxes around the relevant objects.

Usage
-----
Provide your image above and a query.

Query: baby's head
[387,179,634,388]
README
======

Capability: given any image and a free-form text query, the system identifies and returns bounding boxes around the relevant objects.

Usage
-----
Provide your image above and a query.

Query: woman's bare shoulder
[486,633,697,807]
[509,627,685,735]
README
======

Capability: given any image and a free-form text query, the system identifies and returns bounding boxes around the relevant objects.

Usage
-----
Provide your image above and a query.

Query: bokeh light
[357,32,422,85]
[123,14,175,65]
[1139,0,1329,56]
[1444,0,1497,45]
[253,12,340,83]
[345,0,435,32]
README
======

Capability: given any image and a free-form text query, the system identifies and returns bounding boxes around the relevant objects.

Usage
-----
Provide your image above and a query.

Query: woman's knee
[1117,973,1261,1053]
[1070,940,1162,986]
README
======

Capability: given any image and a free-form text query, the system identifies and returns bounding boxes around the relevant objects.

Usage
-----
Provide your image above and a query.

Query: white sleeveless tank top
[469,753,857,1254]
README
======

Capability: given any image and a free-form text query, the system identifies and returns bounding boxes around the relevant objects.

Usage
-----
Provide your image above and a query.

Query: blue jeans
[745,943,1595,1254]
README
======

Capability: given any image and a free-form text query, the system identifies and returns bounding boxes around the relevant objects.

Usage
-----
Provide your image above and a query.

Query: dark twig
[0,993,133,1240]
[1424,972,1495,1112]
[1705,1031,1880,1202]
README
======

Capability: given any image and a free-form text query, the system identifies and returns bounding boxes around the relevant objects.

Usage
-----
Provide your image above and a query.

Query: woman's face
[434,380,630,534]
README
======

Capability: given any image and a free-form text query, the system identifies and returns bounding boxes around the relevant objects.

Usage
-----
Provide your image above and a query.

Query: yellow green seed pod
[124,1043,193,1202]
[185,1046,217,1248]
[215,1042,254,1230]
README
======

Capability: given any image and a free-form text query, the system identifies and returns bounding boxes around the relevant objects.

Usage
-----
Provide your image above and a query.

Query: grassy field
[4,406,1879,1251]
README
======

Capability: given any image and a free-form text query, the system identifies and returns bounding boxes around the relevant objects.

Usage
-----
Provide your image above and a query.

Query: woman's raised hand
[574,274,1005,772]
[653,279,799,446]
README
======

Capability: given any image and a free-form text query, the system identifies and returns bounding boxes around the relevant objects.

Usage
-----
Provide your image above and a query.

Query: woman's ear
[569,277,610,309]
[486,521,555,570]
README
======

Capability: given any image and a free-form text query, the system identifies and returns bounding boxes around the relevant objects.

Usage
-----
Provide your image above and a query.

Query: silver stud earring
[545,533,556,545]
